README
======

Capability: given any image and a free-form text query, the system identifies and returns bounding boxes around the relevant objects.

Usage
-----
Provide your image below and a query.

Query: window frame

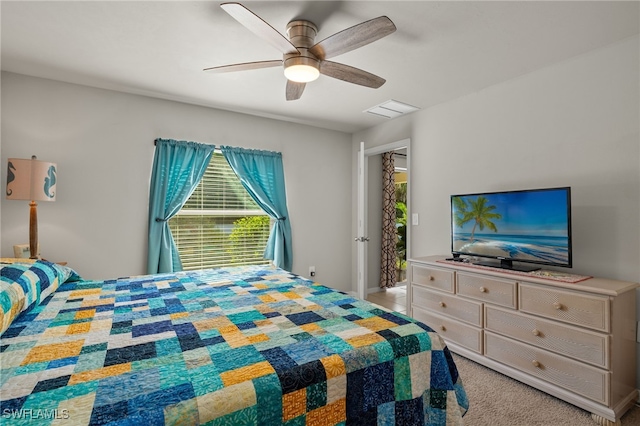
[169,151,272,271]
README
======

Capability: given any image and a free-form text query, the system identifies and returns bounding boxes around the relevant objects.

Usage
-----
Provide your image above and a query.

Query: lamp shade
[283,56,320,83]
[6,157,57,202]
[284,64,320,83]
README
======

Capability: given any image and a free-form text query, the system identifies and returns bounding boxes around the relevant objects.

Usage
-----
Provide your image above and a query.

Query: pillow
[0,259,81,334]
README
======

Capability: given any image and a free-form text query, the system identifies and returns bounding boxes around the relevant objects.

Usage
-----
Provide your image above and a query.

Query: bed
[1,260,468,425]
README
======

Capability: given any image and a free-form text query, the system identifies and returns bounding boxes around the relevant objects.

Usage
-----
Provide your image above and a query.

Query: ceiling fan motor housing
[286,20,318,48]
[284,20,320,82]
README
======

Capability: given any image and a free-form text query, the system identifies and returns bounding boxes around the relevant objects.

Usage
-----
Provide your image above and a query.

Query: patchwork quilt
[0,265,468,425]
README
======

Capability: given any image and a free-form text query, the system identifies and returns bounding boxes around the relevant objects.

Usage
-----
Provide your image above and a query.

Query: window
[169,152,271,270]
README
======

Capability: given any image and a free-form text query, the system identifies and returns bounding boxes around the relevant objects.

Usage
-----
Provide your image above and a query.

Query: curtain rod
[153,138,216,147]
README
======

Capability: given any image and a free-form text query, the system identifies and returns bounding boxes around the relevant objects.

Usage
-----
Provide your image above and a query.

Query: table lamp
[6,155,57,259]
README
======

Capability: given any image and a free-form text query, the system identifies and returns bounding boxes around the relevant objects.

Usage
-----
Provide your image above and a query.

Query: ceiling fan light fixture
[284,64,319,83]
[284,57,320,83]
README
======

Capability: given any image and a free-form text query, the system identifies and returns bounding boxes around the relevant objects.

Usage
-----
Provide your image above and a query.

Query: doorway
[356,139,410,300]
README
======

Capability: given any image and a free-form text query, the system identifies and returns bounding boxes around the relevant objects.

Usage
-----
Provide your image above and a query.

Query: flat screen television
[450,187,572,272]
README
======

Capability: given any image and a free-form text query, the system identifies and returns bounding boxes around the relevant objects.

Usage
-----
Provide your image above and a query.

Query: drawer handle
[532,360,542,368]
[440,325,446,332]
[553,302,564,310]
[429,276,435,281]
[479,286,487,293]
[532,329,541,337]
[439,301,446,308]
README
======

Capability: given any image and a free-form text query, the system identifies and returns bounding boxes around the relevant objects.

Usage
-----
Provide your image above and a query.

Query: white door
[356,139,411,300]
[356,142,367,300]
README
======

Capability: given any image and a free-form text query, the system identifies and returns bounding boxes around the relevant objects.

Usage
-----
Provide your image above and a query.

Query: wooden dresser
[407,255,638,425]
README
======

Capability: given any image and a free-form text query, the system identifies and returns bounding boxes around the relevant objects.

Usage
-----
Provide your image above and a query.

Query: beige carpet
[453,353,640,425]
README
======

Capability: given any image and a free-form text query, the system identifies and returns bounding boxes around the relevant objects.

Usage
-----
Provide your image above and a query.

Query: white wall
[352,35,640,379]
[1,72,353,290]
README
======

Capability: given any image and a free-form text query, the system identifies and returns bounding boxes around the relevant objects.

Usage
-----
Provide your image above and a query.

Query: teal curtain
[147,139,215,274]
[221,146,293,271]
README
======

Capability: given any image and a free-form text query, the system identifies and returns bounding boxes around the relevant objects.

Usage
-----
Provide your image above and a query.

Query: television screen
[451,187,572,271]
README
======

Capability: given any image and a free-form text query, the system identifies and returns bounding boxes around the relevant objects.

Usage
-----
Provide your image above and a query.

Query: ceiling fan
[204,2,396,101]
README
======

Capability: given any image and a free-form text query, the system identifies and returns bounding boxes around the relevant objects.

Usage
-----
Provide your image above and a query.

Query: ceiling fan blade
[221,2,299,55]
[309,16,396,60]
[286,80,306,101]
[203,60,282,73]
[320,61,386,88]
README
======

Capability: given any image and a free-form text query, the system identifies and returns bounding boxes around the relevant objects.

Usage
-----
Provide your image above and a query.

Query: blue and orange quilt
[0,265,468,425]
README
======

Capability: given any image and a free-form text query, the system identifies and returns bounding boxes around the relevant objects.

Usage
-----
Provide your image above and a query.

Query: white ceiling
[2,1,638,133]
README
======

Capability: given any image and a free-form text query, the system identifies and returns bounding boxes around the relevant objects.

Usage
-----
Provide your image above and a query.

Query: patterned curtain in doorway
[380,152,397,288]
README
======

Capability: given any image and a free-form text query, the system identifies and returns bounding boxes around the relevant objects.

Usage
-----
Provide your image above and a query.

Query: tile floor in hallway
[365,285,406,314]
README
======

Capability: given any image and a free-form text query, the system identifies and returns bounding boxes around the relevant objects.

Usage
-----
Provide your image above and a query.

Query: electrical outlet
[309,266,316,277]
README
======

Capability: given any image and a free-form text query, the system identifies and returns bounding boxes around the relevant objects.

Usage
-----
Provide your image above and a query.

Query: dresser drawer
[484,332,609,404]
[519,283,610,332]
[485,305,609,368]
[456,272,517,308]
[411,264,455,293]
[413,307,482,353]
[412,286,482,326]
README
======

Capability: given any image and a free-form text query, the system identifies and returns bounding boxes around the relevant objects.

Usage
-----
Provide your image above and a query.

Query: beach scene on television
[451,189,570,266]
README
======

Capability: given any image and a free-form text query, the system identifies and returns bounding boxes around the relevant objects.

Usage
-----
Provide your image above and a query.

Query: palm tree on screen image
[455,196,502,242]
[453,197,469,228]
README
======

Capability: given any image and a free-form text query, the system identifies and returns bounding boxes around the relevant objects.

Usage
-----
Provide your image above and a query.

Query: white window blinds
[169,152,271,270]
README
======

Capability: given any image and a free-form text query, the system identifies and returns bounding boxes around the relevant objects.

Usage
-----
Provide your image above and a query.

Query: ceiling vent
[364,99,420,119]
